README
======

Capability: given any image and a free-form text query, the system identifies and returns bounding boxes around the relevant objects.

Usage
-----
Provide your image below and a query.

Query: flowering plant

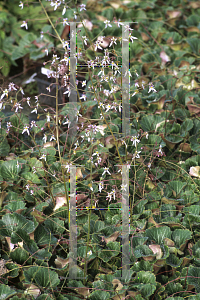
[0,0,200,299]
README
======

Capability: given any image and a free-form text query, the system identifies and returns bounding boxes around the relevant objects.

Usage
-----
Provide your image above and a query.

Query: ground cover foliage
[0,0,200,299]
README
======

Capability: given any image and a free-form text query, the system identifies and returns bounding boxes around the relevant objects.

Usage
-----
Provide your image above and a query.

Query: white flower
[62,6,66,15]
[133,151,141,159]
[45,48,48,56]
[129,33,138,43]
[47,114,50,122]
[80,94,86,101]
[102,167,111,176]
[94,40,103,51]
[109,37,117,47]
[114,19,124,27]
[131,136,140,147]
[82,80,86,87]
[87,250,92,256]
[79,4,86,11]
[124,69,132,77]
[63,18,69,26]
[124,25,133,32]
[50,134,56,141]
[30,120,37,128]
[43,134,47,143]
[1,89,9,100]
[31,108,37,114]
[22,125,30,135]
[148,163,151,169]
[158,145,163,155]
[39,154,46,161]
[65,163,72,172]
[21,21,28,30]
[14,102,23,113]
[148,82,157,93]
[52,54,60,64]
[8,82,17,91]
[16,161,20,169]
[82,36,88,45]
[7,122,12,129]
[121,183,127,192]
[73,11,77,19]
[104,20,112,28]
[19,1,23,9]
[99,181,104,192]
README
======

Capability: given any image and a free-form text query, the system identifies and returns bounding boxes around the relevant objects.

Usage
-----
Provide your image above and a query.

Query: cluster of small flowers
[15,0,165,205]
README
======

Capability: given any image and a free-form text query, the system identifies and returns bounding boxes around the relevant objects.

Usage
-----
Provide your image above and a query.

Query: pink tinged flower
[14,102,23,113]
[22,125,30,135]
[80,94,86,101]
[40,31,44,39]
[79,4,86,11]
[8,82,17,91]
[7,122,12,129]
[63,18,69,25]
[21,21,28,30]
[104,20,112,28]
[30,121,37,128]
[148,82,157,93]
[115,19,124,27]
[135,81,139,88]
[124,25,134,32]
